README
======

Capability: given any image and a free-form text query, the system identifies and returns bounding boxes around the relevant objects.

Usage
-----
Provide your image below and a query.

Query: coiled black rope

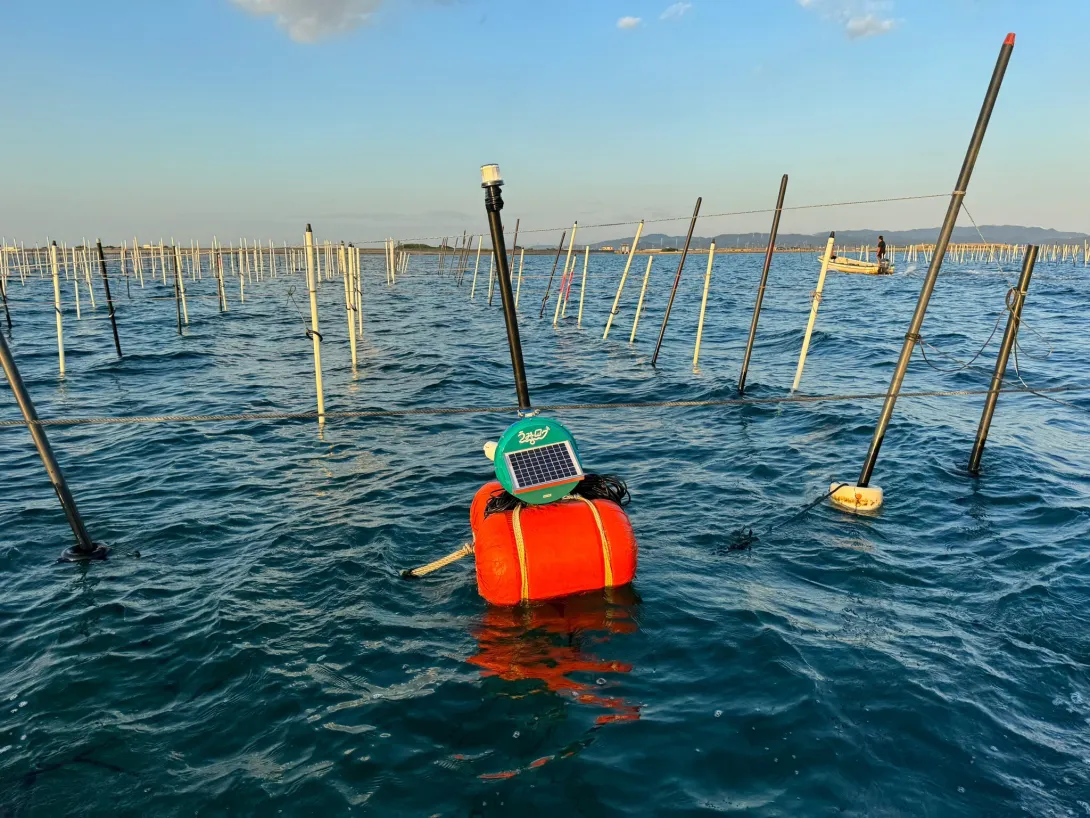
[484,474,630,518]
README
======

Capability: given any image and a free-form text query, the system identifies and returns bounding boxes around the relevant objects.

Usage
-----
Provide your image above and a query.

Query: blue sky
[2,0,1087,245]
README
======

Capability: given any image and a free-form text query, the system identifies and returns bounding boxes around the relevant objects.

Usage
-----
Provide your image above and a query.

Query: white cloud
[797,0,898,40]
[661,2,693,20]
[231,0,385,43]
[617,16,642,30]
[845,13,896,39]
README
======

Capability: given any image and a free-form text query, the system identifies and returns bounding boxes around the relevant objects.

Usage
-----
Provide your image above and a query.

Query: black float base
[59,545,109,563]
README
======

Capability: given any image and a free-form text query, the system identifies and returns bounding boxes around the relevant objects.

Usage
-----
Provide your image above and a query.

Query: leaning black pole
[538,231,567,319]
[651,196,702,368]
[0,264,11,331]
[737,174,789,394]
[0,330,106,561]
[861,35,1014,485]
[968,244,1037,474]
[481,164,532,412]
[96,240,123,357]
[832,33,1017,512]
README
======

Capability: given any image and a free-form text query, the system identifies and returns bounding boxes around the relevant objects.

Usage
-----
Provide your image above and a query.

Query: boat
[820,255,894,275]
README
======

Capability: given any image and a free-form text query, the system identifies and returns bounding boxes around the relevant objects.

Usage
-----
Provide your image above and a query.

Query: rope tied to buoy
[726,483,849,552]
[401,543,472,580]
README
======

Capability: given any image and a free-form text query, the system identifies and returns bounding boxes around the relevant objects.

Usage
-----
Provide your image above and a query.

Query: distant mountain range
[531,225,1089,250]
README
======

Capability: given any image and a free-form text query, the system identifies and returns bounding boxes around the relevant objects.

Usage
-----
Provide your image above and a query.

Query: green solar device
[493,417,584,506]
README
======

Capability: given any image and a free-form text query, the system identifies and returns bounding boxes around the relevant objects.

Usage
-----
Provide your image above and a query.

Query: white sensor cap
[480,164,503,187]
[483,441,498,462]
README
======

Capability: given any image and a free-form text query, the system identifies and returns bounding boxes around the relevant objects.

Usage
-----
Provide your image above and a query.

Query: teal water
[1,247,1089,816]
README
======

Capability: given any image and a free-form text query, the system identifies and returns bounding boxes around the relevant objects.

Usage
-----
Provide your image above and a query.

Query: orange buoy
[470,481,638,606]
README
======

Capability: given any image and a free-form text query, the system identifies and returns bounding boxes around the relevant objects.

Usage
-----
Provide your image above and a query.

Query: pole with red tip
[834,33,1017,511]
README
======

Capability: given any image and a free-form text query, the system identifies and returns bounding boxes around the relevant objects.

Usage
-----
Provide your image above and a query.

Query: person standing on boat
[877,235,887,265]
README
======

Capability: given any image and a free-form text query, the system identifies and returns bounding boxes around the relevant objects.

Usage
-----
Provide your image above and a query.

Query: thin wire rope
[0,386,1083,429]
[341,193,952,245]
[945,201,1080,411]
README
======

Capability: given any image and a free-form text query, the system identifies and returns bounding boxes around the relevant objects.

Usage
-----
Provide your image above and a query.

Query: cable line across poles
[3,386,1081,430]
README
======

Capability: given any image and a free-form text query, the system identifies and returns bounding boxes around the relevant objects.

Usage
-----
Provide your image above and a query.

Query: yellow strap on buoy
[512,506,531,602]
[577,497,614,588]
[401,543,473,579]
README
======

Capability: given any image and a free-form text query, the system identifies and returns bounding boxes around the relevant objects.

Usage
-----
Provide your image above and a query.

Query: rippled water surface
[1,246,1088,816]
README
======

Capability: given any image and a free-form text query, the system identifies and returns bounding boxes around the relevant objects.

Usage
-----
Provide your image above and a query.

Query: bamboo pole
[561,249,578,319]
[84,245,96,309]
[0,251,10,331]
[630,256,653,344]
[603,221,644,340]
[341,243,357,371]
[553,223,578,326]
[514,249,525,309]
[174,245,189,325]
[134,237,144,287]
[791,232,835,392]
[355,247,364,338]
[470,236,483,298]
[120,242,131,299]
[49,243,65,377]
[508,219,519,292]
[304,225,326,425]
[538,231,568,318]
[217,245,228,311]
[692,242,716,368]
[72,262,82,320]
[577,246,590,327]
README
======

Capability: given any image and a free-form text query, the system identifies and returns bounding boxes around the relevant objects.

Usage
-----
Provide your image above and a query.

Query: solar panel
[505,441,583,493]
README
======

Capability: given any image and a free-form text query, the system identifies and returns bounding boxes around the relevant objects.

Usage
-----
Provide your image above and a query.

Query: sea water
[1,249,1088,815]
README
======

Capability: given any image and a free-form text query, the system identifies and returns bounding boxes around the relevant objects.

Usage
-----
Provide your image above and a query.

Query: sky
[1,0,1088,246]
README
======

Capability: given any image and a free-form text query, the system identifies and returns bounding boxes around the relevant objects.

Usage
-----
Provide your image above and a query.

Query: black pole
[0,330,105,560]
[171,245,182,335]
[968,245,1037,474]
[0,262,11,331]
[96,241,122,357]
[482,165,532,411]
[738,174,789,394]
[538,231,567,318]
[858,33,1016,488]
[651,197,702,368]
